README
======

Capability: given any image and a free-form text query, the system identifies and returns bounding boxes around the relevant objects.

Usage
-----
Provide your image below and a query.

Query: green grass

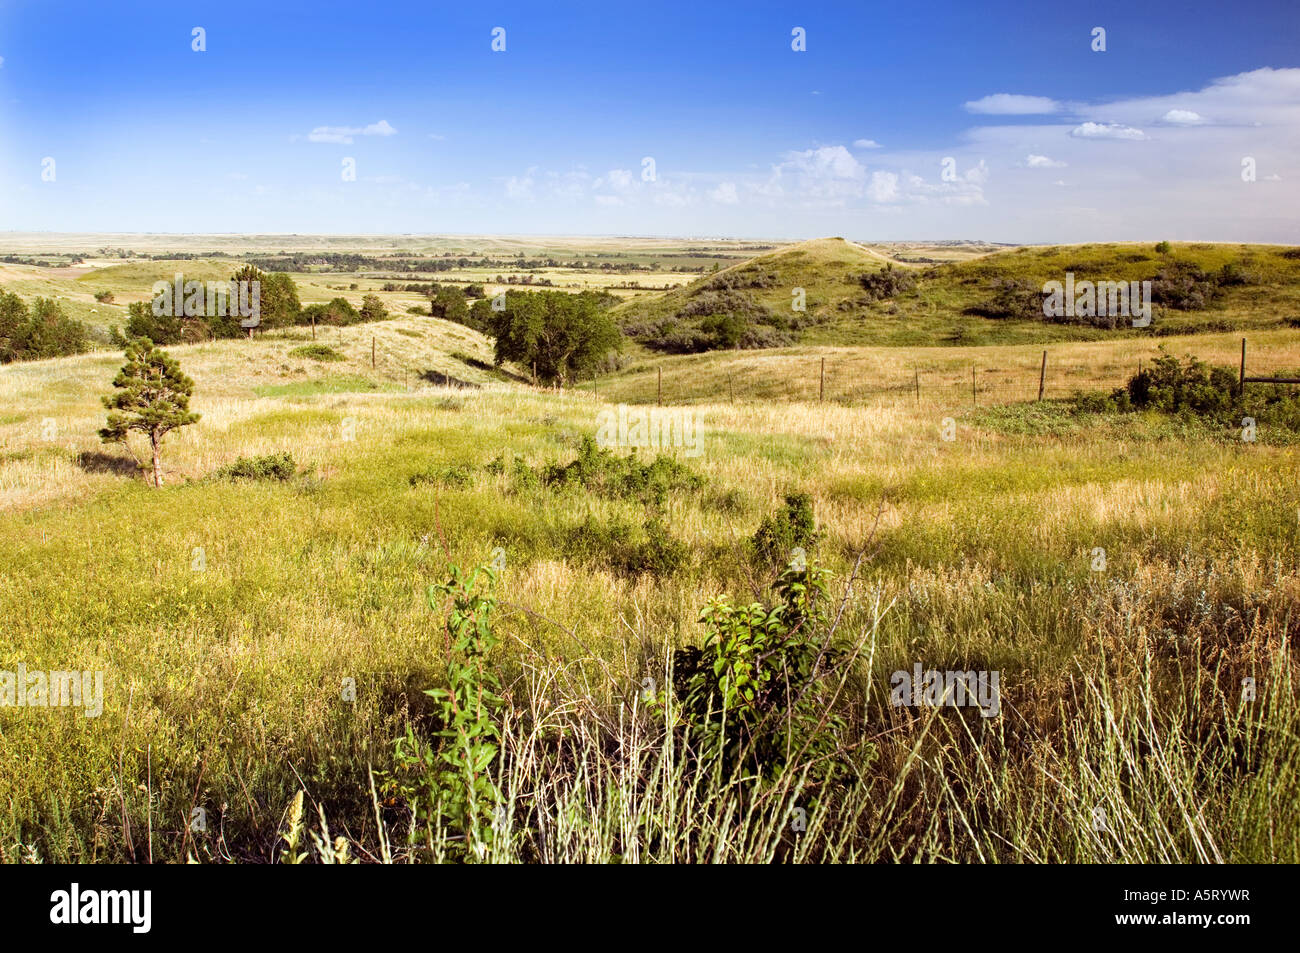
[2,239,1299,864]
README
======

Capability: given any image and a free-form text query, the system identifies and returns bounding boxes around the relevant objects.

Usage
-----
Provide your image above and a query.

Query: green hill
[618,238,1300,352]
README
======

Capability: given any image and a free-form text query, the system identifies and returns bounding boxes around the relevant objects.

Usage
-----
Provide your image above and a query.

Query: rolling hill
[616,238,1300,352]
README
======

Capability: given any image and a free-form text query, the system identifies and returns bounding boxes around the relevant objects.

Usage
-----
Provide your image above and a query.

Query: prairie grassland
[0,319,1297,862]
[604,328,1300,408]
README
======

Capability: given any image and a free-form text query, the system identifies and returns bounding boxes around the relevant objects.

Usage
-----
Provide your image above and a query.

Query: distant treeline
[1,255,82,267]
[0,292,92,363]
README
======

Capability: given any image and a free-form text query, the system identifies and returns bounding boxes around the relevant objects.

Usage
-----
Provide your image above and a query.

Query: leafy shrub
[669,560,856,782]
[385,564,504,861]
[213,451,297,481]
[752,493,822,569]
[410,464,474,489]
[94,290,115,304]
[564,515,689,579]
[964,277,1042,321]
[858,264,916,301]
[1124,350,1237,417]
[288,344,345,362]
[542,436,703,505]
[1155,241,1173,254]
[1074,349,1300,436]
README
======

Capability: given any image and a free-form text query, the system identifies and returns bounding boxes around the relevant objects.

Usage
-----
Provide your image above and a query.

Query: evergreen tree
[99,338,200,487]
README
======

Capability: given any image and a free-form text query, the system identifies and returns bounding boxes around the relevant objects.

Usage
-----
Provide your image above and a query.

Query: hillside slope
[619,239,1300,352]
[616,237,892,352]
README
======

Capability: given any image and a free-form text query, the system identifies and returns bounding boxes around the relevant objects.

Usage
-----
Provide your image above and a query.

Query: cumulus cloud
[709,182,739,204]
[1024,154,1067,168]
[305,119,397,144]
[853,138,882,149]
[865,171,899,202]
[1162,109,1203,124]
[769,145,866,203]
[1070,121,1147,140]
[964,93,1060,115]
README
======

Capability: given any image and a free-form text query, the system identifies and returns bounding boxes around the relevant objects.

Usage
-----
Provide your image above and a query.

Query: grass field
[1,237,1297,864]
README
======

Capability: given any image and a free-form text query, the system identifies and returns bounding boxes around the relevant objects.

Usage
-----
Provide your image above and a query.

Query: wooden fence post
[914,368,920,404]
[1240,337,1247,395]
[728,372,735,402]
[1038,350,1047,402]
[371,336,376,369]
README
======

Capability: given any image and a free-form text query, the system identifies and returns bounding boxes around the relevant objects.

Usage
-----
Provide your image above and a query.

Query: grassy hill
[617,238,1300,352]
[615,237,891,352]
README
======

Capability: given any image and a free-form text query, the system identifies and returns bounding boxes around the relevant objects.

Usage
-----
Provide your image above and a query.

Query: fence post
[819,358,825,402]
[1240,337,1247,395]
[728,372,735,402]
[1038,350,1047,402]
[372,336,376,369]
[914,368,920,404]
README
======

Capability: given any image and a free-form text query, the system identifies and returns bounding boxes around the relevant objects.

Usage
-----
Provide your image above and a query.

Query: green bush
[410,464,474,489]
[541,436,703,505]
[669,560,856,783]
[288,344,346,362]
[0,293,91,363]
[752,493,822,569]
[213,451,297,481]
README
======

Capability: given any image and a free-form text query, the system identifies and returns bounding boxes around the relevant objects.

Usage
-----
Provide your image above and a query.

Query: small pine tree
[99,338,200,487]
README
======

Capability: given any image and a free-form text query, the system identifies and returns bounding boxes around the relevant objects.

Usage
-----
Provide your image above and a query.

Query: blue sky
[1,0,1298,241]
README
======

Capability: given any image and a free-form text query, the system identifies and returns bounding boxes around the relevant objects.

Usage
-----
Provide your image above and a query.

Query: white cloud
[306,119,397,144]
[865,171,898,202]
[1162,109,1203,124]
[1070,121,1147,140]
[1024,154,1067,168]
[853,138,881,149]
[504,168,536,200]
[768,145,867,203]
[709,182,739,204]
[964,93,1060,115]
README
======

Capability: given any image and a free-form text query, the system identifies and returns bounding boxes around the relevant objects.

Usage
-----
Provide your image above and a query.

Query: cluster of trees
[488,290,621,385]
[121,268,396,345]
[122,266,301,344]
[0,292,91,363]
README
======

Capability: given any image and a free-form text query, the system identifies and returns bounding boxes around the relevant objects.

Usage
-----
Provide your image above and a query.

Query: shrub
[1155,240,1173,254]
[669,560,856,782]
[385,564,504,861]
[94,290,115,304]
[289,344,346,362]
[410,464,473,489]
[752,493,822,569]
[541,436,703,505]
[563,514,689,579]
[213,451,297,481]
[858,264,916,301]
